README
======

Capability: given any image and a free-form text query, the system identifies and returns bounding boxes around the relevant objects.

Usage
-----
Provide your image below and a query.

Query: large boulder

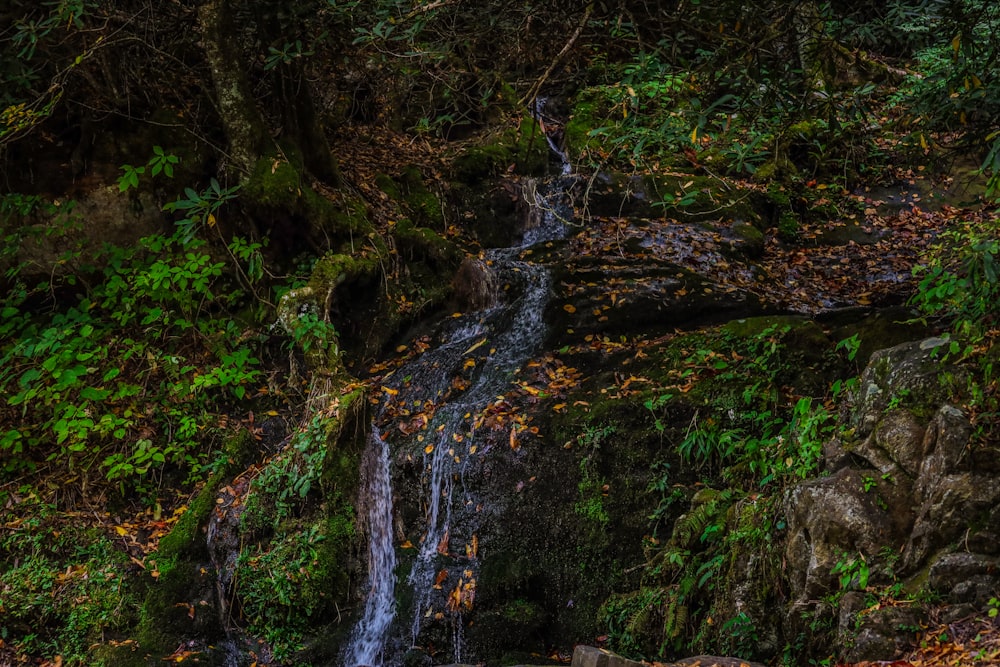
[784,338,1000,661]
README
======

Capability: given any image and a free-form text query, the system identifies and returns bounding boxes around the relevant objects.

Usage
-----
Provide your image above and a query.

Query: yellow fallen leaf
[115,526,128,536]
[563,304,576,313]
[424,444,434,454]
[463,338,487,355]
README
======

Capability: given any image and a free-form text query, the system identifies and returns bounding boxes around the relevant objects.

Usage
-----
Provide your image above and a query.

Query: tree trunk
[794,0,828,95]
[278,62,340,185]
[197,0,269,177]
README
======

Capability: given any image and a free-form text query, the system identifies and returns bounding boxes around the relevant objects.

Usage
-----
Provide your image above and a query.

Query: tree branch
[519,2,593,108]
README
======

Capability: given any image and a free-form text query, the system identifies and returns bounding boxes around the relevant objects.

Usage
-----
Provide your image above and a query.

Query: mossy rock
[754,152,799,184]
[583,172,764,224]
[448,180,521,248]
[227,389,364,661]
[452,114,549,183]
[377,165,447,230]
[829,306,928,365]
[399,165,445,228]
[393,218,463,268]
[243,157,373,253]
[731,221,765,258]
[123,481,227,664]
[776,210,801,242]
[564,89,606,158]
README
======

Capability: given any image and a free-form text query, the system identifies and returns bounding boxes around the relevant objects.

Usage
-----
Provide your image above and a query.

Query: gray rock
[927,552,1000,600]
[840,601,924,663]
[673,656,767,667]
[571,645,643,667]
[939,602,978,623]
[848,339,954,441]
[785,467,907,599]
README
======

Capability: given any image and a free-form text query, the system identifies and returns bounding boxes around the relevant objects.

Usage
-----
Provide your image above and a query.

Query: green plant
[245,416,330,526]
[836,333,861,362]
[720,611,759,656]
[117,145,179,192]
[285,311,340,359]
[575,426,615,528]
[887,388,912,410]
[236,523,329,658]
[0,498,137,662]
[861,475,877,493]
[575,460,610,528]
[264,39,314,69]
[911,218,999,336]
[0,220,261,491]
[599,586,688,659]
[832,552,870,592]
[163,178,241,243]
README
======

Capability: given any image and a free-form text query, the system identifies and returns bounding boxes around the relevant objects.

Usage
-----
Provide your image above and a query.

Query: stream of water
[341,171,573,665]
[342,425,398,667]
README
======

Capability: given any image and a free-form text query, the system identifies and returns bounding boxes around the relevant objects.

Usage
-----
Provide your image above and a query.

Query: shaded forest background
[2,0,1000,665]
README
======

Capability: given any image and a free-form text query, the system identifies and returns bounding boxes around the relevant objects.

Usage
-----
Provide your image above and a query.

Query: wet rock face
[838,592,924,663]
[784,338,1000,660]
[3,185,168,284]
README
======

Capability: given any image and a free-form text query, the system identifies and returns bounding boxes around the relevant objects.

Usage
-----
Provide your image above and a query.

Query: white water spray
[343,426,397,667]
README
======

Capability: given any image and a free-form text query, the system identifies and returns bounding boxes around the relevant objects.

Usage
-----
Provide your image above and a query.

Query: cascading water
[343,100,574,665]
[342,425,398,667]
[402,244,557,662]
[531,96,572,176]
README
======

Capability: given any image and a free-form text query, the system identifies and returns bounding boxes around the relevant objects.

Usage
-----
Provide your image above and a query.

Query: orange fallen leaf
[436,529,450,555]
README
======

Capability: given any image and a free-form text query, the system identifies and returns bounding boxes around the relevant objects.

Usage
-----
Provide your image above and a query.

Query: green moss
[236,514,354,659]
[223,388,363,661]
[564,94,602,157]
[777,210,801,241]
[244,158,373,246]
[0,511,139,665]
[374,172,400,199]
[308,251,379,293]
[109,430,262,665]
[755,153,799,183]
[731,222,765,257]
[452,114,549,182]
[393,218,463,267]
[398,165,445,229]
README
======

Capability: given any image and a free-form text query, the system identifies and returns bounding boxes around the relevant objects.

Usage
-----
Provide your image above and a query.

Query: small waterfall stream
[342,169,574,665]
[342,425,398,667]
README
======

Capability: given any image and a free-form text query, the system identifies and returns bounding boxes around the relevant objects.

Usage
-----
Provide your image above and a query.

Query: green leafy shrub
[911,217,999,337]
[0,222,261,493]
[0,497,137,663]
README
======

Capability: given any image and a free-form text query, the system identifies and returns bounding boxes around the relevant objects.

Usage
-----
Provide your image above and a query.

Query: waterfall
[343,426,398,667]
[403,252,555,662]
[342,128,574,666]
[531,96,572,175]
